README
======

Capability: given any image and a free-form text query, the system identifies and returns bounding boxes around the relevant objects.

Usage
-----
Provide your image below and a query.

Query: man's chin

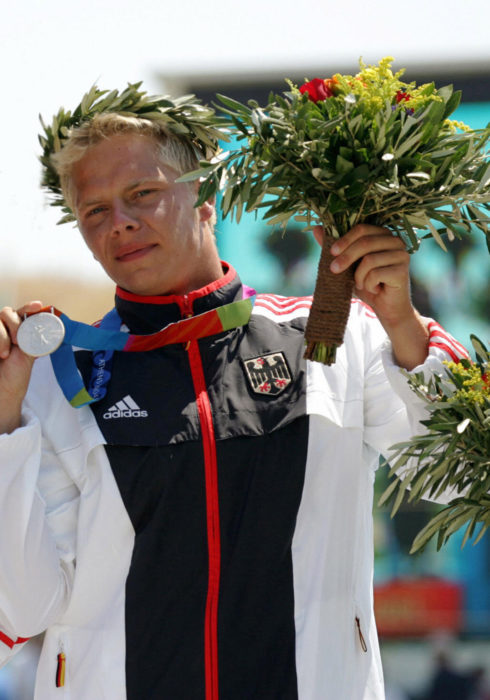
[107,270,172,297]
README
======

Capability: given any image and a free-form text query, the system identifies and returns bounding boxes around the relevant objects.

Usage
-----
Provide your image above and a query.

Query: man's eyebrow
[78,196,104,210]
[78,178,165,209]
[126,177,167,190]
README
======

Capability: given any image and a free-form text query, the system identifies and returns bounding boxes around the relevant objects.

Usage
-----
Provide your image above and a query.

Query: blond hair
[51,112,202,214]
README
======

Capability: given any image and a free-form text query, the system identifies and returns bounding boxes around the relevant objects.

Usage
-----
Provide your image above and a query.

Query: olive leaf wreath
[38,81,229,223]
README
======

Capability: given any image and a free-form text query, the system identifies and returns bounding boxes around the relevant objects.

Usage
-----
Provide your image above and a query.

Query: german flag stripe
[56,652,66,688]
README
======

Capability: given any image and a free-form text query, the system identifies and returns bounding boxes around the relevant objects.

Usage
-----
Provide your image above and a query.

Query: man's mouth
[115,244,157,262]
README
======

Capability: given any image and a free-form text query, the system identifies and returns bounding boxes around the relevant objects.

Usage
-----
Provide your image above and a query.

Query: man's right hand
[0,301,43,434]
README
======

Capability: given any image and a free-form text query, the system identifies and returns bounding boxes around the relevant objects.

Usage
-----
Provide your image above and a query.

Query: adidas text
[102,395,148,419]
[103,409,148,419]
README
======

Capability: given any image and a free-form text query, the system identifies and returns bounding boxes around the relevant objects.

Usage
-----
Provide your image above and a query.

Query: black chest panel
[75,311,309,699]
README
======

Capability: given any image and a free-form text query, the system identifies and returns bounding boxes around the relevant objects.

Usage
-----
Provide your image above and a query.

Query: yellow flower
[331,57,441,120]
[443,360,490,405]
[444,119,472,133]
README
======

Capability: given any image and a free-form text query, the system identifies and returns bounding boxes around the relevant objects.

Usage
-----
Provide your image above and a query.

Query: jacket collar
[114,262,243,334]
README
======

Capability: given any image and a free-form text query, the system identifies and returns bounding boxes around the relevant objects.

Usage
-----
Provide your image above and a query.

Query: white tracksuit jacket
[0,271,467,700]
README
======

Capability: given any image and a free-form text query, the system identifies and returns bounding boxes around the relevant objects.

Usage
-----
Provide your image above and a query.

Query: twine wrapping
[304,232,355,365]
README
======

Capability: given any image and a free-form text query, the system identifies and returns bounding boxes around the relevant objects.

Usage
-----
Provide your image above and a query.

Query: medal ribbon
[46,287,256,408]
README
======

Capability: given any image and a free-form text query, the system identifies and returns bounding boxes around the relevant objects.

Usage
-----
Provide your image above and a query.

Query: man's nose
[110,202,140,235]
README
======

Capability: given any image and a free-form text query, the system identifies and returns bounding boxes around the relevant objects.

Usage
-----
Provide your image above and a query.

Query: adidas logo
[103,395,148,420]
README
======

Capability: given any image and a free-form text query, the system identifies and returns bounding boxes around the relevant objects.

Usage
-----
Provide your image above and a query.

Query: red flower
[325,76,341,94]
[396,90,410,103]
[300,78,332,103]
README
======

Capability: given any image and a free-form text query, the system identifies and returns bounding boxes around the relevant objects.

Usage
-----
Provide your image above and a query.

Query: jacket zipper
[355,616,368,653]
[183,296,221,700]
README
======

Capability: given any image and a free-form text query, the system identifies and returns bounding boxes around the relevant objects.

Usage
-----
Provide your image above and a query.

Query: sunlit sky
[1,0,489,282]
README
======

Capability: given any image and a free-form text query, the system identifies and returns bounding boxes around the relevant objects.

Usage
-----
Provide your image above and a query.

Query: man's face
[72,133,220,296]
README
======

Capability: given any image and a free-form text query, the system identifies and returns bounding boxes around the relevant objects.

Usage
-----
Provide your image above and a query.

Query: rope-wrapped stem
[304,231,355,365]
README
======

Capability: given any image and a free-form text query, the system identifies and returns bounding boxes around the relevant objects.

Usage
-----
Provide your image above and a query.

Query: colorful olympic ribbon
[32,289,256,408]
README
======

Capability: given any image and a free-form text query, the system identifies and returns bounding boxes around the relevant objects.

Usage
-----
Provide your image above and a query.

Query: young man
[0,111,467,699]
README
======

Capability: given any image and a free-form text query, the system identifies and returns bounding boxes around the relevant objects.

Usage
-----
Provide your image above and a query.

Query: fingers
[330,225,406,274]
[0,301,43,359]
[330,223,395,255]
[17,301,44,316]
[353,250,410,292]
[314,222,411,295]
[0,308,19,359]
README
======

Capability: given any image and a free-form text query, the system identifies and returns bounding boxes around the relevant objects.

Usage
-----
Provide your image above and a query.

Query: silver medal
[17,312,65,357]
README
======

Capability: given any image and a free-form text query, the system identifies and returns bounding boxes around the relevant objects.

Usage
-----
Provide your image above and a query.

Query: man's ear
[198,196,216,223]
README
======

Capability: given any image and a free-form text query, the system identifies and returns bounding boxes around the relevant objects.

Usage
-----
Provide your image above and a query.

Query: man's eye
[87,206,105,217]
[135,189,153,198]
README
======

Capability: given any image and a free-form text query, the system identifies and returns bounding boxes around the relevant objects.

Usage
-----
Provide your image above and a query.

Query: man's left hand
[314,224,429,370]
[326,224,411,325]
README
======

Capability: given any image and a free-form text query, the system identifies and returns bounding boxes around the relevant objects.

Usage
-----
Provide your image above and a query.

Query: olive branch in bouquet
[39,81,229,224]
[379,336,490,553]
[179,57,490,364]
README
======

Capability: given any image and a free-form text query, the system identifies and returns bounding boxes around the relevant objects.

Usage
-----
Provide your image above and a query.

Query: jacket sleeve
[381,318,470,414]
[0,406,79,663]
[362,314,469,460]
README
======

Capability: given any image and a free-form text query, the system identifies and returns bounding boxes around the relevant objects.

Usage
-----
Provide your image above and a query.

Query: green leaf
[443,89,462,119]
[378,477,400,507]
[339,146,354,160]
[410,514,448,553]
[401,215,420,250]
[352,164,370,181]
[196,175,219,206]
[177,164,218,183]
[328,193,348,214]
[470,335,488,364]
[335,155,354,175]
[436,84,454,104]
[473,523,489,546]
[393,130,423,158]
[265,210,294,225]
[426,218,448,252]
[391,471,414,516]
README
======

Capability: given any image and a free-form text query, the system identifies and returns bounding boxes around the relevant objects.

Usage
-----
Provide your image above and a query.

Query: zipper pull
[183,295,193,351]
[181,294,193,317]
[56,647,66,688]
[355,616,368,653]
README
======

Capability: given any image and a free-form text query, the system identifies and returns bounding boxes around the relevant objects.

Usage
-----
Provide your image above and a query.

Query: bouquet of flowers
[380,336,490,552]
[182,57,490,364]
